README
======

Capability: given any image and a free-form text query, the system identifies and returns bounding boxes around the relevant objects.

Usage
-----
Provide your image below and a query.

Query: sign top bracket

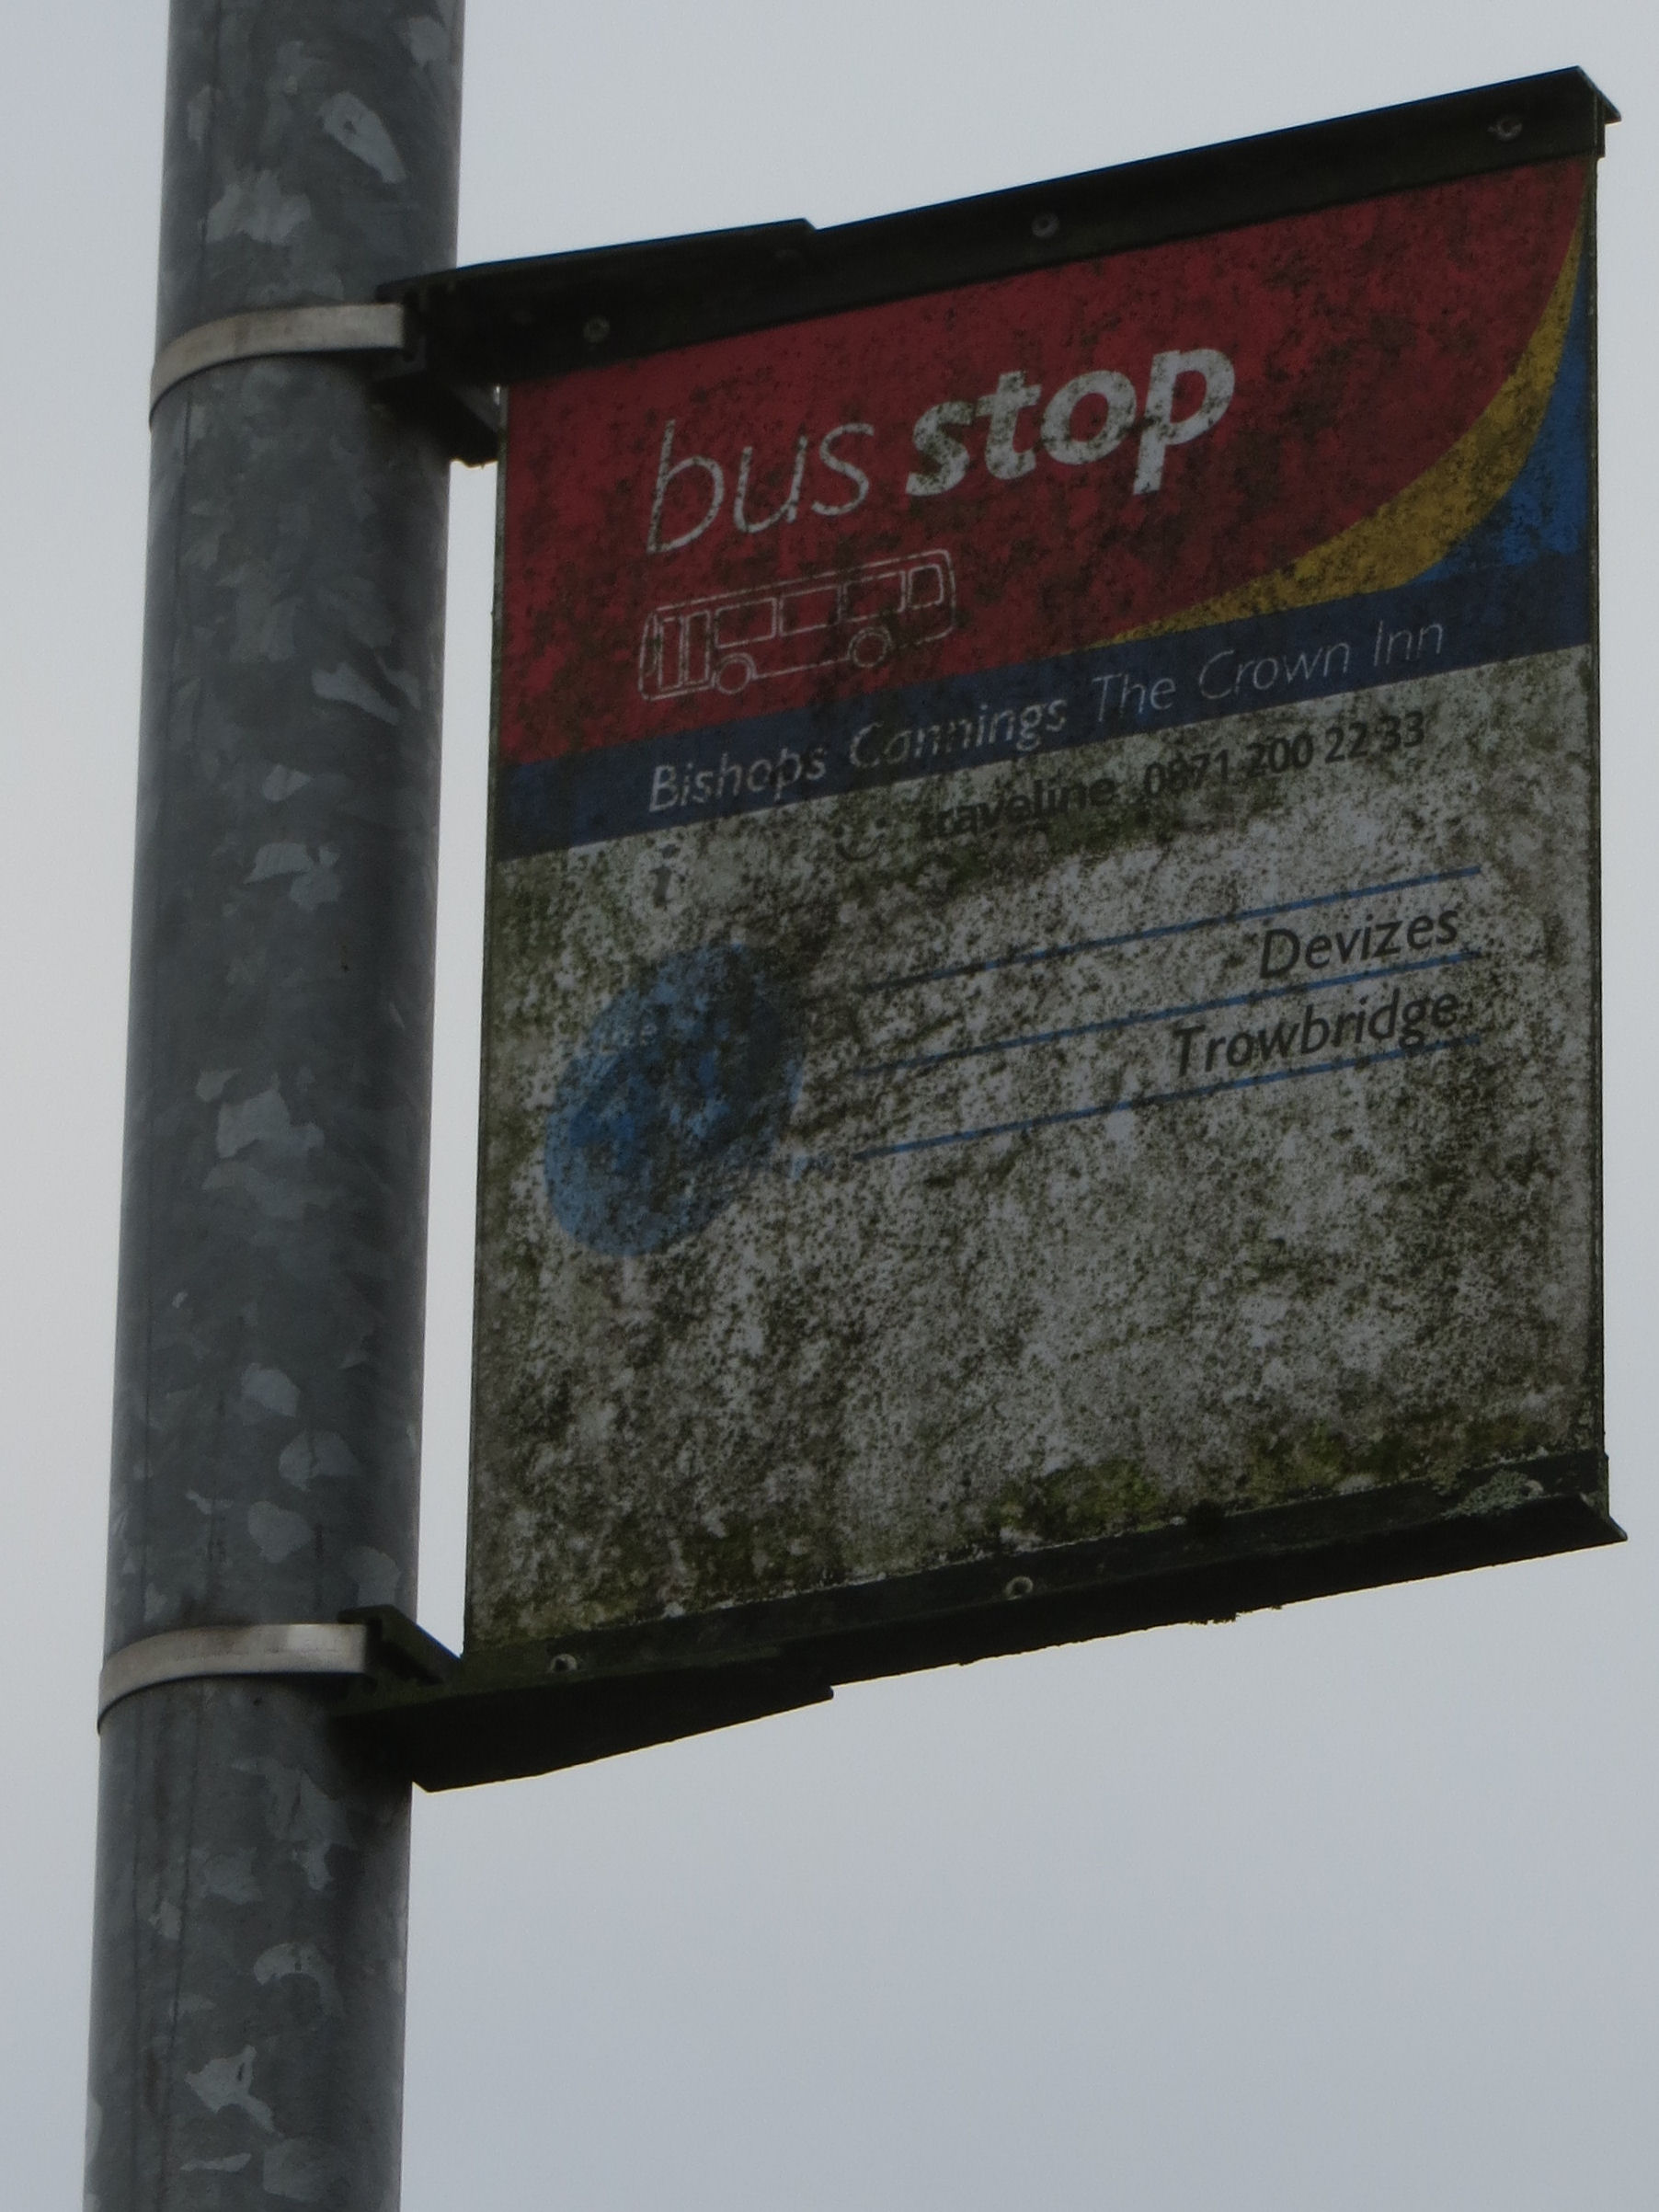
[387,68,1616,391]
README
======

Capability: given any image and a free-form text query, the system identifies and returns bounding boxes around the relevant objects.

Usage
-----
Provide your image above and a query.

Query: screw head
[582,315,611,347]
[1030,211,1060,241]
[1488,113,1525,143]
[1003,1574,1035,1600]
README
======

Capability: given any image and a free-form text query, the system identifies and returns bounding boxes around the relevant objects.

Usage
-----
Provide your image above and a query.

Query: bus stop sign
[359,72,1620,1789]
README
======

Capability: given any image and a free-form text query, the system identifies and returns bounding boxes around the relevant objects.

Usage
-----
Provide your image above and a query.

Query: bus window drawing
[638,550,957,700]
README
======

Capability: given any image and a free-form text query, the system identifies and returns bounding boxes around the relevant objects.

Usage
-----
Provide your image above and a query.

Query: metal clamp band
[149,303,409,417]
[97,1622,373,1725]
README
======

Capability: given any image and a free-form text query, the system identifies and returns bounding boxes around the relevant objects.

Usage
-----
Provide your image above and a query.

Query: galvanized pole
[86,6,462,2206]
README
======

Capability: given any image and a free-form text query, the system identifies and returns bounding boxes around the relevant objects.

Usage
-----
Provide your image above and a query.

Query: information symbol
[543,943,804,1256]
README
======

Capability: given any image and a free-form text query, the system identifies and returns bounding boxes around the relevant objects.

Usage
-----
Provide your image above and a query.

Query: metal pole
[86,6,462,2205]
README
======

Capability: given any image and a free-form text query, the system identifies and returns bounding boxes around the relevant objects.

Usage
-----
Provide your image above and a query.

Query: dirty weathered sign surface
[452,77,1617,1737]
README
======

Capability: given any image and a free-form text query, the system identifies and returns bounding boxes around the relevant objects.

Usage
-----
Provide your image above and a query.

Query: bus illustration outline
[638,549,957,702]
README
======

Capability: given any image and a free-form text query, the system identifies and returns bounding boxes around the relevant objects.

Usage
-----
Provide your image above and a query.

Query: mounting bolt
[582,315,611,347]
[1030,211,1060,241]
[1488,114,1525,143]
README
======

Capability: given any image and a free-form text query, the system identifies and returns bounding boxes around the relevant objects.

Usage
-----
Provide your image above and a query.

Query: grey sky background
[4,4,1657,2206]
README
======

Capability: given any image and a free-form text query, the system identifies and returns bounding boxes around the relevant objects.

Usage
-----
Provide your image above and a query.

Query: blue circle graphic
[544,944,804,1255]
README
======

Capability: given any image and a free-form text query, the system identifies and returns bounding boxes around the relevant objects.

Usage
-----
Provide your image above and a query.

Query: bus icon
[638,550,956,701]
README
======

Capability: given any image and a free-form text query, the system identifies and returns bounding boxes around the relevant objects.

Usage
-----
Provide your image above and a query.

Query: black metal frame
[385,68,1614,410]
[339,1451,1619,1792]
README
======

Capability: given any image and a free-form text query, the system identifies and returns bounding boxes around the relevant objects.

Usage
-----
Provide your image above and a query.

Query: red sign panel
[498,157,1585,852]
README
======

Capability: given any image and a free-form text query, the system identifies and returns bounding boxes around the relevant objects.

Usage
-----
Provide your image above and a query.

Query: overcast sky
[5,5,1659,2207]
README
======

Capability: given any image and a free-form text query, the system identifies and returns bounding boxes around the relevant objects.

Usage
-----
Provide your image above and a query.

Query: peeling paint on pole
[448,77,1619,1730]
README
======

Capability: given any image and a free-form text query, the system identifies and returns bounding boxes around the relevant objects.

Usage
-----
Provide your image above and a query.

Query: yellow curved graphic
[1118,212,1584,643]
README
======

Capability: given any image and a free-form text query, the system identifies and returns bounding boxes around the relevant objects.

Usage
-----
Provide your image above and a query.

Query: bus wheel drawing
[543,944,804,1256]
[848,625,892,670]
[715,652,755,693]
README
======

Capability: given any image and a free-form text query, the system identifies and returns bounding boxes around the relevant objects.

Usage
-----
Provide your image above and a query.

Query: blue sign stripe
[497,554,1588,858]
[852,1033,1480,1163]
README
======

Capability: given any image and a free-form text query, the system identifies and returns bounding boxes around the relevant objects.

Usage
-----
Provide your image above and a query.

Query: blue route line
[852,1034,1479,1162]
[860,865,1482,996]
[854,949,1480,1080]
